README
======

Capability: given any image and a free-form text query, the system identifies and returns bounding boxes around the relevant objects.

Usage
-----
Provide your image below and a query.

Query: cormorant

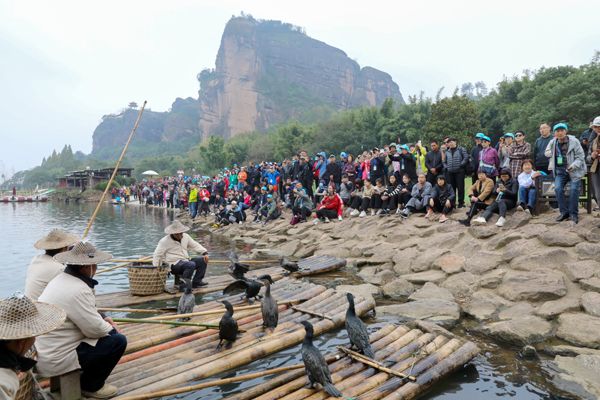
[217,300,238,349]
[300,320,343,398]
[345,292,374,359]
[280,256,299,275]
[260,278,278,331]
[228,251,250,280]
[177,279,195,321]
[223,274,273,303]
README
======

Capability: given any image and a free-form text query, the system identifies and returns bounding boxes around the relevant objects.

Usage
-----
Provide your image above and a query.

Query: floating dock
[96,255,346,308]
[109,278,374,399]
[224,323,480,400]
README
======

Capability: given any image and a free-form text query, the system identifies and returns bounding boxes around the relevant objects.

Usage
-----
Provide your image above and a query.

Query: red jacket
[199,189,210,201]
[318,194,343,217]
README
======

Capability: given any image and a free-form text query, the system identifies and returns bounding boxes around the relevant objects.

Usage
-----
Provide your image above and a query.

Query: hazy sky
[1,0,598,173]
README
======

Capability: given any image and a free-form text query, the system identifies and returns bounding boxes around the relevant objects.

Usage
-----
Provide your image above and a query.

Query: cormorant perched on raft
[223,274,274,304]
[345,292,374,359]
[280,256,299,275]
[261,277,278,331]
[217,300,238,349]
[300,320,343,398]
[228,251,250,280]
[177,279,195,321]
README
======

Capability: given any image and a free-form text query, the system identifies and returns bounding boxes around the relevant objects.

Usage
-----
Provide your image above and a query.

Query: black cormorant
[228,251,250,280]
[177,278,195,321]
[300,320,342,398]
[345,292,374,359]
[223,274,273,303]
[217,300,238,349]
[260,278,278,331]
[280,256,299,275]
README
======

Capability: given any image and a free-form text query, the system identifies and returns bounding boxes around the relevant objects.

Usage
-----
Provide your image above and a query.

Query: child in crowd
[371,178,386,215]
[517,159,542,215]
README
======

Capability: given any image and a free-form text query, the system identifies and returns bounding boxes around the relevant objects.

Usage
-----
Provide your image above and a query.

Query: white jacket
[24,254,64,300]
[152,233,208,267]
[0,368,18,400]
[36,273,112,377]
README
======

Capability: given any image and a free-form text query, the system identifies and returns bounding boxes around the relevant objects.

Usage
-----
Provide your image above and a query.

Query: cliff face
[91,16,403,155]
[197,17,404,139]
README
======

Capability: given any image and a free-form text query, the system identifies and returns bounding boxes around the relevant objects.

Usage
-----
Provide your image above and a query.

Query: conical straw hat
[34,229,79,250]
[0,294,66,340]
[164,220,190,234]
[54,241,112,265]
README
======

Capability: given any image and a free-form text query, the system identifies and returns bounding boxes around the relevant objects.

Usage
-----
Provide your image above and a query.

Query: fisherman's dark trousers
[76,329,127,392]
[172,257,208,286]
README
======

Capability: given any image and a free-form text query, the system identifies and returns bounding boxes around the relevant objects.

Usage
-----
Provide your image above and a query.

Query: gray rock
[464,252,503,274]
[463,289,512,321]
[539,231,581,247]
[543,345,600,357]
[410,248,450,272]
[479,269,507,289]
[480,315,552,345]
[576,242,600,261]
[381,278,415,300]
[562,261,599,282]
[336,284,380,305]
[498,302,536,320]
[468,226,497,239]
[581,292,600,317]
[580,277,600,293]
[358,268,395,286]
[536,296,581,320]
[544,355,600,400]
[433,254,466,274]
[521,345,538,358]
[279,239,300,256]
[489,233,523,250]
[408,282,454,302]
[400,270,447,285]
[441,272,480,300]
[375,298,461,328]
[498,269,568,301]
[557,313,600,349]
[510,248,572,271]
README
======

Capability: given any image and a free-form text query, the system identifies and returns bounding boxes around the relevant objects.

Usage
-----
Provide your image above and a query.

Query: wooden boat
[224,322,480,400]
[96,255,346,308]
[108,278,375,399]
[1,195,48,203]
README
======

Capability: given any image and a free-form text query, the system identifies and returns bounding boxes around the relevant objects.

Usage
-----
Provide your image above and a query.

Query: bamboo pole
[116,354,342,400]
[337,346,416,381]
[112,317,219,329]
[112,292,374,397]
[98,307,173,314]
[82,101,146,240]
[291,306,334,321]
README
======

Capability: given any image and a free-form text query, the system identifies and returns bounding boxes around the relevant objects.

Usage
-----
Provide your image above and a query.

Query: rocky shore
[182,209,600,399]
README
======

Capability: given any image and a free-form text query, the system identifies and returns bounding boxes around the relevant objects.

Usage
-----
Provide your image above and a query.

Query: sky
[1,0,598,174]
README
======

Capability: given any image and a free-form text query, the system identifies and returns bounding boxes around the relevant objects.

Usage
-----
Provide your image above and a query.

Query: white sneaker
[82,384,118,399]
[524,208,531,215]
[472,216,486,225]
[516,205,524,212]
[395,207,402,214]
[350,209,359,217]
[324,217,330,223]
[370,210,375,216]
[359,211,367,217]
[312,219,319,225]
[495,216,506,227]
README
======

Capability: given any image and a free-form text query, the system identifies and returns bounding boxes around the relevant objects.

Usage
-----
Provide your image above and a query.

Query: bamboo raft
[96,255,346,308]
[224,323,480,400]
[108,279,374,399]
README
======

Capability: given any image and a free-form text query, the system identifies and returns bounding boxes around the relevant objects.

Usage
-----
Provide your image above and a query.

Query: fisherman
[36,242,127,399]
[0,294,66,400]
[153,220,210,290]
[24,229,79,300]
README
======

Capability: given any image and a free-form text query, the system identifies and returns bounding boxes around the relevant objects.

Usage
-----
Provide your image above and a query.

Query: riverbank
[50,188,104,203]
[182,208,600,399]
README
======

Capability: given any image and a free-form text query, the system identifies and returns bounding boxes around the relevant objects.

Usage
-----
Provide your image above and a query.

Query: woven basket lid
[54,241,112,265]
[0,294,66,340]
[34,229,79,250]
[164,220,190,234]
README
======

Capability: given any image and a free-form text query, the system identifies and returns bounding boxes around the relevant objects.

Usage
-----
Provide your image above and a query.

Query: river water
[0,202,565,399]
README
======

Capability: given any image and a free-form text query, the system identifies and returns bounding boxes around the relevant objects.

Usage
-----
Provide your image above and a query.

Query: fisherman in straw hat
[36,242,127,399]
[24,229,79,301]
[0,294,66,400]
[153,220,210,291]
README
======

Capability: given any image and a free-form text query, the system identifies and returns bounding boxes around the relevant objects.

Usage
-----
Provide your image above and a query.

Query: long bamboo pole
[115,354,342,400]
[112,317,219,329]
[337,346,416,381]
[82,101,146,240]
[98,307,173,314]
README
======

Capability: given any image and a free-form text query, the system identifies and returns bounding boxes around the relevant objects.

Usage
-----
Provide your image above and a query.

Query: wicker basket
[127,263,169,296]
[16,348,36,400]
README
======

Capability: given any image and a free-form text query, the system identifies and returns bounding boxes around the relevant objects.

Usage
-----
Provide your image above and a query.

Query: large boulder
[400,270,447,285]
[489,232,523,250]
[510,248,571,271]
[381,278,415,300]
[375,298,461,328]
[557,313,600,349]
[433,254,465,274]
[561,260,599,282]
[580,277,600,293]
[539,231,581,247]
[441,272,480,300]
[480,315,552,345]
[576,242,600,261]
[497,269,568,302]
[581,292,600,317]
[479,268,508,289]
[497,302,536,320]
[536,296,581,320]
[468,226,497,239]
[410,248,450,272]
[544,355,600,400]
[464,252,503,274]
[358,267,395,286]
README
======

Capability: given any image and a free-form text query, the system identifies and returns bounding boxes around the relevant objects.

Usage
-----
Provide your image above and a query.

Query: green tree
[425,95,481,145]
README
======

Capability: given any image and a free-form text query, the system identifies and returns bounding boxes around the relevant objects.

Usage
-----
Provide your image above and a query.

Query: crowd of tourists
[152,118,596,227]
